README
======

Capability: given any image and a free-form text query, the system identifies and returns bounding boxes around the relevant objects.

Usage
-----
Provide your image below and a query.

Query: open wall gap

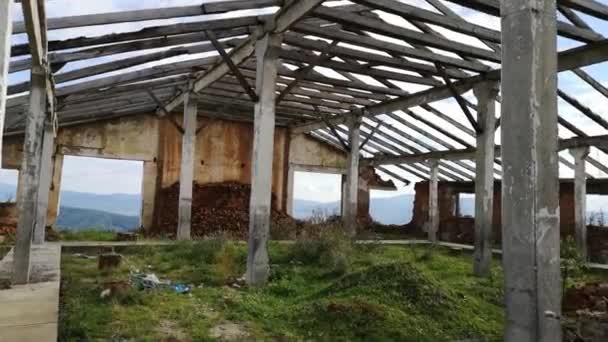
[369,186,415,225]
[0,169,18,202]
[588,195,608,227]
[56,155,144,232]
[292,171,342,221]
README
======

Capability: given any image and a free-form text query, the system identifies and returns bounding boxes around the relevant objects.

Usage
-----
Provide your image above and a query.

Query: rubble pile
[0,202,17,237]
[563,282,608,341]
[154,182,298,239]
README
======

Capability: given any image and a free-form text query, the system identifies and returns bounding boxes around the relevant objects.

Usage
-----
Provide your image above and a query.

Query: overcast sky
[2,0,608,202]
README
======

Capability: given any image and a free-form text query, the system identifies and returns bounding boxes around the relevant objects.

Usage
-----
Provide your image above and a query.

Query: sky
[2,0,608,202]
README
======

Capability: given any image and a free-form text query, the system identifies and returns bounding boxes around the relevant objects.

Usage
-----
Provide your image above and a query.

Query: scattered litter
[129,270,192,294]
[100,289,111,299]
[171,284,190,294]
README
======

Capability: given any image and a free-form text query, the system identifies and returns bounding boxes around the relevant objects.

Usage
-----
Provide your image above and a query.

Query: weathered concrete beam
[12,0,280,34]
[164,0,325,113]
[473,81,498,277]
[364,135,608,166]
[500,0,561,340]
[176,91,197,241]
[428,159,439,243]
[32,123,54,244]
[292,39,608,134]
[0,0,13,165]
[344,113,362,237]
[246,33,283,286]
[571,147,590,259]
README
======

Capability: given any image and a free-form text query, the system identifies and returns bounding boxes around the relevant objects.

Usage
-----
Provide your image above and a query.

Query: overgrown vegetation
[59,234,513,341]
[58,226,608,341]
[58,229,119,242]
[561,236,589,291]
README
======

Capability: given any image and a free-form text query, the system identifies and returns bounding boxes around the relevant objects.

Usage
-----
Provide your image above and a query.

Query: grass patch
[58,229,119,242]
[59,241,608,341]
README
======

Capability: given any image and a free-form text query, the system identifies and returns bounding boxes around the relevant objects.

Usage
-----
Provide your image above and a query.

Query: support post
[13,66,48,284]
[176,90,197,240]
[428,159,439,243]
[32,122,55,244]
[46,153,63,227]
[0,0,13,162]
[473,81,498,277]
[141,160,158,230]
[570,147,589,259]
[501,1,561,340]
[344,112,362,237]
[286,164,295,216]
[246,32,282,286]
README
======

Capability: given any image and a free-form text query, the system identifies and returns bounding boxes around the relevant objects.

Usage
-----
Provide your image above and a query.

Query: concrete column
[0,1,13,162]
[46,153,63,227]
[286,164,295,216]
[33,123,55,244]
[344,113,362,237]
[501,1,561,341]
[473,81,498,277]
[570,147,589,259]
[176,91,197,240]
[141,160,158,231]
[246,32,282,286]
[428,159,439,243]
[13,66,48,284]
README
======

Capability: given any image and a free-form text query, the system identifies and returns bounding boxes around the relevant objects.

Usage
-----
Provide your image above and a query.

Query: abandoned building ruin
[2,0,608,340]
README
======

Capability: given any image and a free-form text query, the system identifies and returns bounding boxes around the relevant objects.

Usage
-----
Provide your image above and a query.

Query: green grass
[0,247,9,260]
[58,241,608,341]
[58,229,120,242]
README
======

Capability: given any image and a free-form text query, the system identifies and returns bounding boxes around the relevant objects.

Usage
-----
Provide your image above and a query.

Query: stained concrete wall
[157,116,288,211]
[2,114,160,228]
[2,113,373,232]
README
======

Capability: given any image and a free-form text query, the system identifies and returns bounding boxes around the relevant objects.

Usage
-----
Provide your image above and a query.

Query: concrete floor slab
[0,244,61,342]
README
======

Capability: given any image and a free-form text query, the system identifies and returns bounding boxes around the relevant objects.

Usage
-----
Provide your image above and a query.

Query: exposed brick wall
[407,180,603,249]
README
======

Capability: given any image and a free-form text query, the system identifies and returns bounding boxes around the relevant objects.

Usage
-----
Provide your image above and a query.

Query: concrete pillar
[473,81,498,277]
[246,32,282,286]
[13,66,48,284]
[344,113,362,237]
[0,1,13,162]
[428,159,439,243]
[176,91,197,241]
[501,1,561,340]
[33,123,55,244]
[570,147,589,259]
[286,164,295,216]
[141,160,158,231]
[46,153,63,227]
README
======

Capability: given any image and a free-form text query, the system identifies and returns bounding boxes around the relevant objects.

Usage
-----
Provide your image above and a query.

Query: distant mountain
[55,206,139,231]
[294,194,419,225]
[0,182,141,216]
[59,191,141,216]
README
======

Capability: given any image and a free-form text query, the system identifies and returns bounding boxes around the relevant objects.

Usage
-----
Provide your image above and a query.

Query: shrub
[290,222,354,275]
[561,236,588,291]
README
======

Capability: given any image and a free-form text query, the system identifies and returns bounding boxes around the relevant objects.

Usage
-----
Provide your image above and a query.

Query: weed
[561,236,588,291]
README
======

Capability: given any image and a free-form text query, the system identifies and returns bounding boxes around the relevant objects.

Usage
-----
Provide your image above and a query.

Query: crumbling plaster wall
[2,114,160,228]
[2,113,372,231]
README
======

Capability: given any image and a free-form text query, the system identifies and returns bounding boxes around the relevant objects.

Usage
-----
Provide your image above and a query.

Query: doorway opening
[56,156,143,232]
[292,170,342,221]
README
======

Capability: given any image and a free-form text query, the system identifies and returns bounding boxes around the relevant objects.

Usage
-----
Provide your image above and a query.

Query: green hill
[55,206,139,231]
